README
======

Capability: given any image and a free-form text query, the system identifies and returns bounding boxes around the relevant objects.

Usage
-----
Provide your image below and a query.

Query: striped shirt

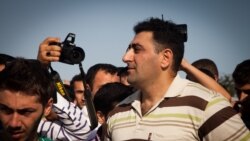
[105,75,250,141]
[37,93,97,141]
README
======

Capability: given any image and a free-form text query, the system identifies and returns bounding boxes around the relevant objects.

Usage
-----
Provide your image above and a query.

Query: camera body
[176,24,188,42]
[51,33,85,65]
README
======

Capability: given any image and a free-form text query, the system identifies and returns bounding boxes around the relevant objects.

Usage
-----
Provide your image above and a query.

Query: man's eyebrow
[127,43,141,49]
[131,43,141,47]
[0,104,10,109]
[127,44,132,49]
[0,104,14,113]
[0,104,36,111]
[17,108,36,113]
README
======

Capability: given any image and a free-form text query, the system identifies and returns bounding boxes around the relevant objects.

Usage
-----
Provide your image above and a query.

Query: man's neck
[140,74,175,115]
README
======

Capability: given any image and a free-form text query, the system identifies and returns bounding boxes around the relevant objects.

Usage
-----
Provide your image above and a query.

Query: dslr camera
[176,24,188,42]
[50,33,85,65]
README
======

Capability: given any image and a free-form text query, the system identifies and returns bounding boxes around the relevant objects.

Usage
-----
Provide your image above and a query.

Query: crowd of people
[0,17,249,141]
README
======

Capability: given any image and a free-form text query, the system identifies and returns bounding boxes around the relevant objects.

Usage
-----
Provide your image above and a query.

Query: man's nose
[9,113,21,128]
[122,49,133,63]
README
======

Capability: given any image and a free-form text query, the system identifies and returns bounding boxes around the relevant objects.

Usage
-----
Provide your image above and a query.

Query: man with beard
[0,58,53,141]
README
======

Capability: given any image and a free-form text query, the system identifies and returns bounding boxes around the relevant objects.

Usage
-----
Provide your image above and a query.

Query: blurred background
[0,0,249,89]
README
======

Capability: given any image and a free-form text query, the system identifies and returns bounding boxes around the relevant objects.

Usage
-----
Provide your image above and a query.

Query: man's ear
[96,111,105,124]
[214,74,219,82]
[160,48,173,69]
[43,98,53,117]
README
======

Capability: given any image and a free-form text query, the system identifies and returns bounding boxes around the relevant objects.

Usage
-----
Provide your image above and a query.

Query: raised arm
[180,58,232,101]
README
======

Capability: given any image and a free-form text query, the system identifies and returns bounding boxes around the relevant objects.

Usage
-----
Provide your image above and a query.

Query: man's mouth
[127,65,135,70]
[10,131,24,139]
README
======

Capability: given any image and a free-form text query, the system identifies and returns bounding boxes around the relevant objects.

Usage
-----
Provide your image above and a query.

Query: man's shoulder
[183,81,221,99]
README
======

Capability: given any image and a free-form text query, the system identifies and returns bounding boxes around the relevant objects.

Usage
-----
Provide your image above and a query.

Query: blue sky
[0,1,249,80]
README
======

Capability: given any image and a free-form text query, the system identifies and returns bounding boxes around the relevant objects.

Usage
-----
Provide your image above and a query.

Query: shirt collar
[163,74,189,98]
[121,74,189,105]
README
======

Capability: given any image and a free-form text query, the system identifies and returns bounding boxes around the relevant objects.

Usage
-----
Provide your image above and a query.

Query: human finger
[37,37,61,64]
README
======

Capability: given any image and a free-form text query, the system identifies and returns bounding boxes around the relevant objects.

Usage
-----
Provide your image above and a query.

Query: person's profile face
[122,32,161,86]
[0,90,44,141]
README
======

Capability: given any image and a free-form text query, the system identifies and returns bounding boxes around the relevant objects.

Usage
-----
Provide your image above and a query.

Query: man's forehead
[0,103,38,111]
[130,32,154,46]
[93,71,119,89]
[0,90,42,107]
[134,31,153,39]
[95,71,117,81]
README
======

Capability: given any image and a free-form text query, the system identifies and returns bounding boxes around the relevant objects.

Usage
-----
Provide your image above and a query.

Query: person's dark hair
[199,68,215,79]
[93,82,134,117]
[233,59,250,87]
[192,58,218,79]
[133,17,185,73]
[64,84,75,100]
[0,53,15,64]
[70,74,82,88]
[186,68,215,82]
[86,63,118,90]
[0,58,53,106]
[117,67,128,77]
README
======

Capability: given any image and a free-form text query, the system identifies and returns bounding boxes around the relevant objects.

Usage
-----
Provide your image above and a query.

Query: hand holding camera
[38,33,85,65]
[49,33,85,65]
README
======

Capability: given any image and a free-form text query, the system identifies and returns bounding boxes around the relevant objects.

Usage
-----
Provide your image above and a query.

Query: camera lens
[69,48,85,64]
[72,51,80,59]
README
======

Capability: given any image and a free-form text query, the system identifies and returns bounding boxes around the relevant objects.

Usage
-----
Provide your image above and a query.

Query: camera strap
[48,63,98,130]
[49,65,73,103]
[79,63,98,130]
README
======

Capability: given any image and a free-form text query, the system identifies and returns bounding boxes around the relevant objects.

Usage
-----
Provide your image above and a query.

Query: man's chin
[9,132,26,141]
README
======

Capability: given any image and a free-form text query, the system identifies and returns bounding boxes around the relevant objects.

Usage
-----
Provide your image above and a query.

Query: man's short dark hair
[117,67,128,77]
[0,58,53,106]
[192,58,218,79]
[93,82,134,117]
[0,54,15,64]
[233,59,250,87]
[186,58,219,81]
[86,63,118,90]
[70,74,82,88]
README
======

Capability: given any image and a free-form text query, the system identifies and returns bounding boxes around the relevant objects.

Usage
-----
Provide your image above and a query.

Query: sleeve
[37,92,97,141]
[198,93,250,141]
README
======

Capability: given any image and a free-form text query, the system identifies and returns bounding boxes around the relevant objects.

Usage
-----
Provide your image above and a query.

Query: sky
[0,0,249,81]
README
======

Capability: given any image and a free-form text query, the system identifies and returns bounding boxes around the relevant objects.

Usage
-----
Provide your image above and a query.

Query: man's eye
[133,46,141,53]
[0,105,13,115]
[18,110,34,116]
[0,108,13,115]
[131,44,141,53]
